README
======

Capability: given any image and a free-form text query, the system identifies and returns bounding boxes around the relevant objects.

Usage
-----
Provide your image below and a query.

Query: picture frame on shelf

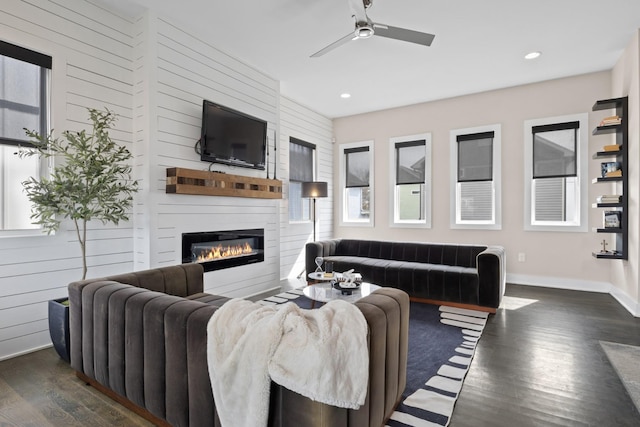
[603,210,621,229]
[601,161,621,178]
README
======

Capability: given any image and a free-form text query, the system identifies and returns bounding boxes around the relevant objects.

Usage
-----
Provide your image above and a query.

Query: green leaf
[21,107,139,278]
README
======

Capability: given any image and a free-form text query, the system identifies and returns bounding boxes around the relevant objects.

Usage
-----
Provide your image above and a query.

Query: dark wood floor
[0,347,151,426]
[1,284,639,426]
[451,284,640,427]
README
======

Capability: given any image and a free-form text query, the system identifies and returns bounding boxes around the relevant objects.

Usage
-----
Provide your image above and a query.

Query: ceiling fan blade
[310,32,356,58]
[372,23,435,47]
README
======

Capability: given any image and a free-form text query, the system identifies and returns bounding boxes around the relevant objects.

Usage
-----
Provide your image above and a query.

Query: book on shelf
[602,144,621,152]
[603,211,621,228]
[605,169,623,178]
[597,195,621,204]
[599,115,621,126]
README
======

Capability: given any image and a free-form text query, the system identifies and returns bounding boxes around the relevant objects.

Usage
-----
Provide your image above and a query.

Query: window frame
[288,137,316,223]
[449,124,502,230]
[523,113,588,232]
[389,133,432,228]
[339,140,374,227]
[0,40,52,236]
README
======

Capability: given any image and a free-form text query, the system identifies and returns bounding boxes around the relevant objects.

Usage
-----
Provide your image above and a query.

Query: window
[288,137,315,222]
[0,40,51,232]
[450,125,501,229]
[524,114,588,231]
[390,133,431,227]
[340,141,373,226]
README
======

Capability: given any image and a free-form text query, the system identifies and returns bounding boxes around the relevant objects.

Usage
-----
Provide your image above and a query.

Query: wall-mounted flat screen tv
[200,100,267,170]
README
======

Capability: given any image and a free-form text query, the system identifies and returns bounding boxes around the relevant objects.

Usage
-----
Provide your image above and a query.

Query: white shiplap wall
[0,0,135,361]
[278,97,334,279]
[133,12,283,298]
[0,0,335,361]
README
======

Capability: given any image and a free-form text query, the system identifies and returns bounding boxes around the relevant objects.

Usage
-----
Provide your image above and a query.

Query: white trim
[0,343,52,363]
[244,286,282,301]
[389,133,432,228]
[507,273,639,317]
[339,140,374,227]
[610,286,640,317]
[507,273,610,292]
[0,228,50,238]
[450,124,502,230]
[523,113,589,232]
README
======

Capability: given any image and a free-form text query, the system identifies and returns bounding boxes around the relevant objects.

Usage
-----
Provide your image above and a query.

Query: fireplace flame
[197,242,254,262]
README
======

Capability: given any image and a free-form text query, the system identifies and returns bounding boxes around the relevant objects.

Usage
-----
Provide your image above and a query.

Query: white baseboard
[0,343,52,363]
[244,286,281,301]
[609,286,640,317]
[507,273,639,317]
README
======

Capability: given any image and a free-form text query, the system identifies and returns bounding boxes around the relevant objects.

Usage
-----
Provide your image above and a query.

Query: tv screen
[200,100,267,170]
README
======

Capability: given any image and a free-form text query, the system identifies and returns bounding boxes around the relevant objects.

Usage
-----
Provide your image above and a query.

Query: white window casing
[0,40,52,236]
[450,124,502,230]
[339,140,374,227]
[288,137,315,223]
[389,133,432,228]
[523,113,588,232]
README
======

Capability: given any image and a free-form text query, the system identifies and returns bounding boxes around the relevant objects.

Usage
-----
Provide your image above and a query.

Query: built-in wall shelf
[592,251,624,260]
[590,96,628,260]
[166,167,282,199]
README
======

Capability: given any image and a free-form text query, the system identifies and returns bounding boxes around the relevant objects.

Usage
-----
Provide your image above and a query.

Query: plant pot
[48,297,70,363]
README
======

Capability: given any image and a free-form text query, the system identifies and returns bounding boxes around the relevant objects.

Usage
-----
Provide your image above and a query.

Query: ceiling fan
[311,0,435,58]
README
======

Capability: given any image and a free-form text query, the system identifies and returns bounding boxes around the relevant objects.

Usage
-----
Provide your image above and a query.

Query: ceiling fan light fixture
[355,25,374,39]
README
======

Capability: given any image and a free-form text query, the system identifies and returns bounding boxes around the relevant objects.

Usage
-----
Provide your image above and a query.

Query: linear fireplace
[182,229,264,272]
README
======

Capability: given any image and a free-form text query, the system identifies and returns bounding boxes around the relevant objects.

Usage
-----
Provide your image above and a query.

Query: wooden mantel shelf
[166,167,282,199]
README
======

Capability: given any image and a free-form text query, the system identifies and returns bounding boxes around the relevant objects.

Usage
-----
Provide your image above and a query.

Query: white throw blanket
[207,298,369,427]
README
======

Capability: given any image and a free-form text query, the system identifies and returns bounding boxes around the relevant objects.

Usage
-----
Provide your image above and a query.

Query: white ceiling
[99,0,640,118]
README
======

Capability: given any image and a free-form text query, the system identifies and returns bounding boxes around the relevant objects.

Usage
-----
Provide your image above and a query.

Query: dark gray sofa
[306,239,505,312]
[68,263,410,427]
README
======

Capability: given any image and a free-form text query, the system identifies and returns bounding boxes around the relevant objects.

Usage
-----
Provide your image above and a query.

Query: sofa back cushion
[71,263,204,298]
[335,239,486,268]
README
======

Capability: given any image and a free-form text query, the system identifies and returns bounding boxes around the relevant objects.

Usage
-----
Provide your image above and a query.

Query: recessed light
[525,51,541,60]
[340,93,351,99]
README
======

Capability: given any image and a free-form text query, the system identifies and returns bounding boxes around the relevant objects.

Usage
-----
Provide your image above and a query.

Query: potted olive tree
[18,108,138,362]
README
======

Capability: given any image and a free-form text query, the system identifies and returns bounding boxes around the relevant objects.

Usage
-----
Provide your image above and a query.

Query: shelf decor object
[166,167,282,199]
[591,97,628,260]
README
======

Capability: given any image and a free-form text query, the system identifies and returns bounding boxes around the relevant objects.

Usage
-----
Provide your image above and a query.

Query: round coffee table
[303,281,380,304]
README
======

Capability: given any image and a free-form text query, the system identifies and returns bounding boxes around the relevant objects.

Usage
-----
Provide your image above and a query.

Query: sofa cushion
[334,239,486,268]
[324,256,479,304]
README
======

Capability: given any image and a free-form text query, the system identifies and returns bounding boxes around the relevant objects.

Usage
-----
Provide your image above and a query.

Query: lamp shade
[301,181,328,198]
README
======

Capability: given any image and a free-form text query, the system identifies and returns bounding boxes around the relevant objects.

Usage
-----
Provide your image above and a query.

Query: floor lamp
[301,181,328,242]
[299,182,328,299]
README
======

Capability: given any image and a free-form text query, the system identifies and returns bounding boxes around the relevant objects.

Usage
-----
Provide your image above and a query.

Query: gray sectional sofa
[306,239,505,312]
[68,263,410,427]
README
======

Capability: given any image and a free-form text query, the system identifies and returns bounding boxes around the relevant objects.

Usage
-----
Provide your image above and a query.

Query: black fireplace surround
[182,229,264,272]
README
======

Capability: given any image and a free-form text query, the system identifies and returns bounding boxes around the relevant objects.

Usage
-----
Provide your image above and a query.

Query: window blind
[289,138,315,182]
[345,146,370,188]
[459,180,493,221]
[534,177,565,221]
[532,121,578,179]
[0,40,51,69]
[0,40,51,146]
[457,132,494,182]
[396,140,425,185]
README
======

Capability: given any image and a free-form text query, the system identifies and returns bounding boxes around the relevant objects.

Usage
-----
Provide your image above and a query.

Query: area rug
[600,341,640,413]
[260,289,488,426]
